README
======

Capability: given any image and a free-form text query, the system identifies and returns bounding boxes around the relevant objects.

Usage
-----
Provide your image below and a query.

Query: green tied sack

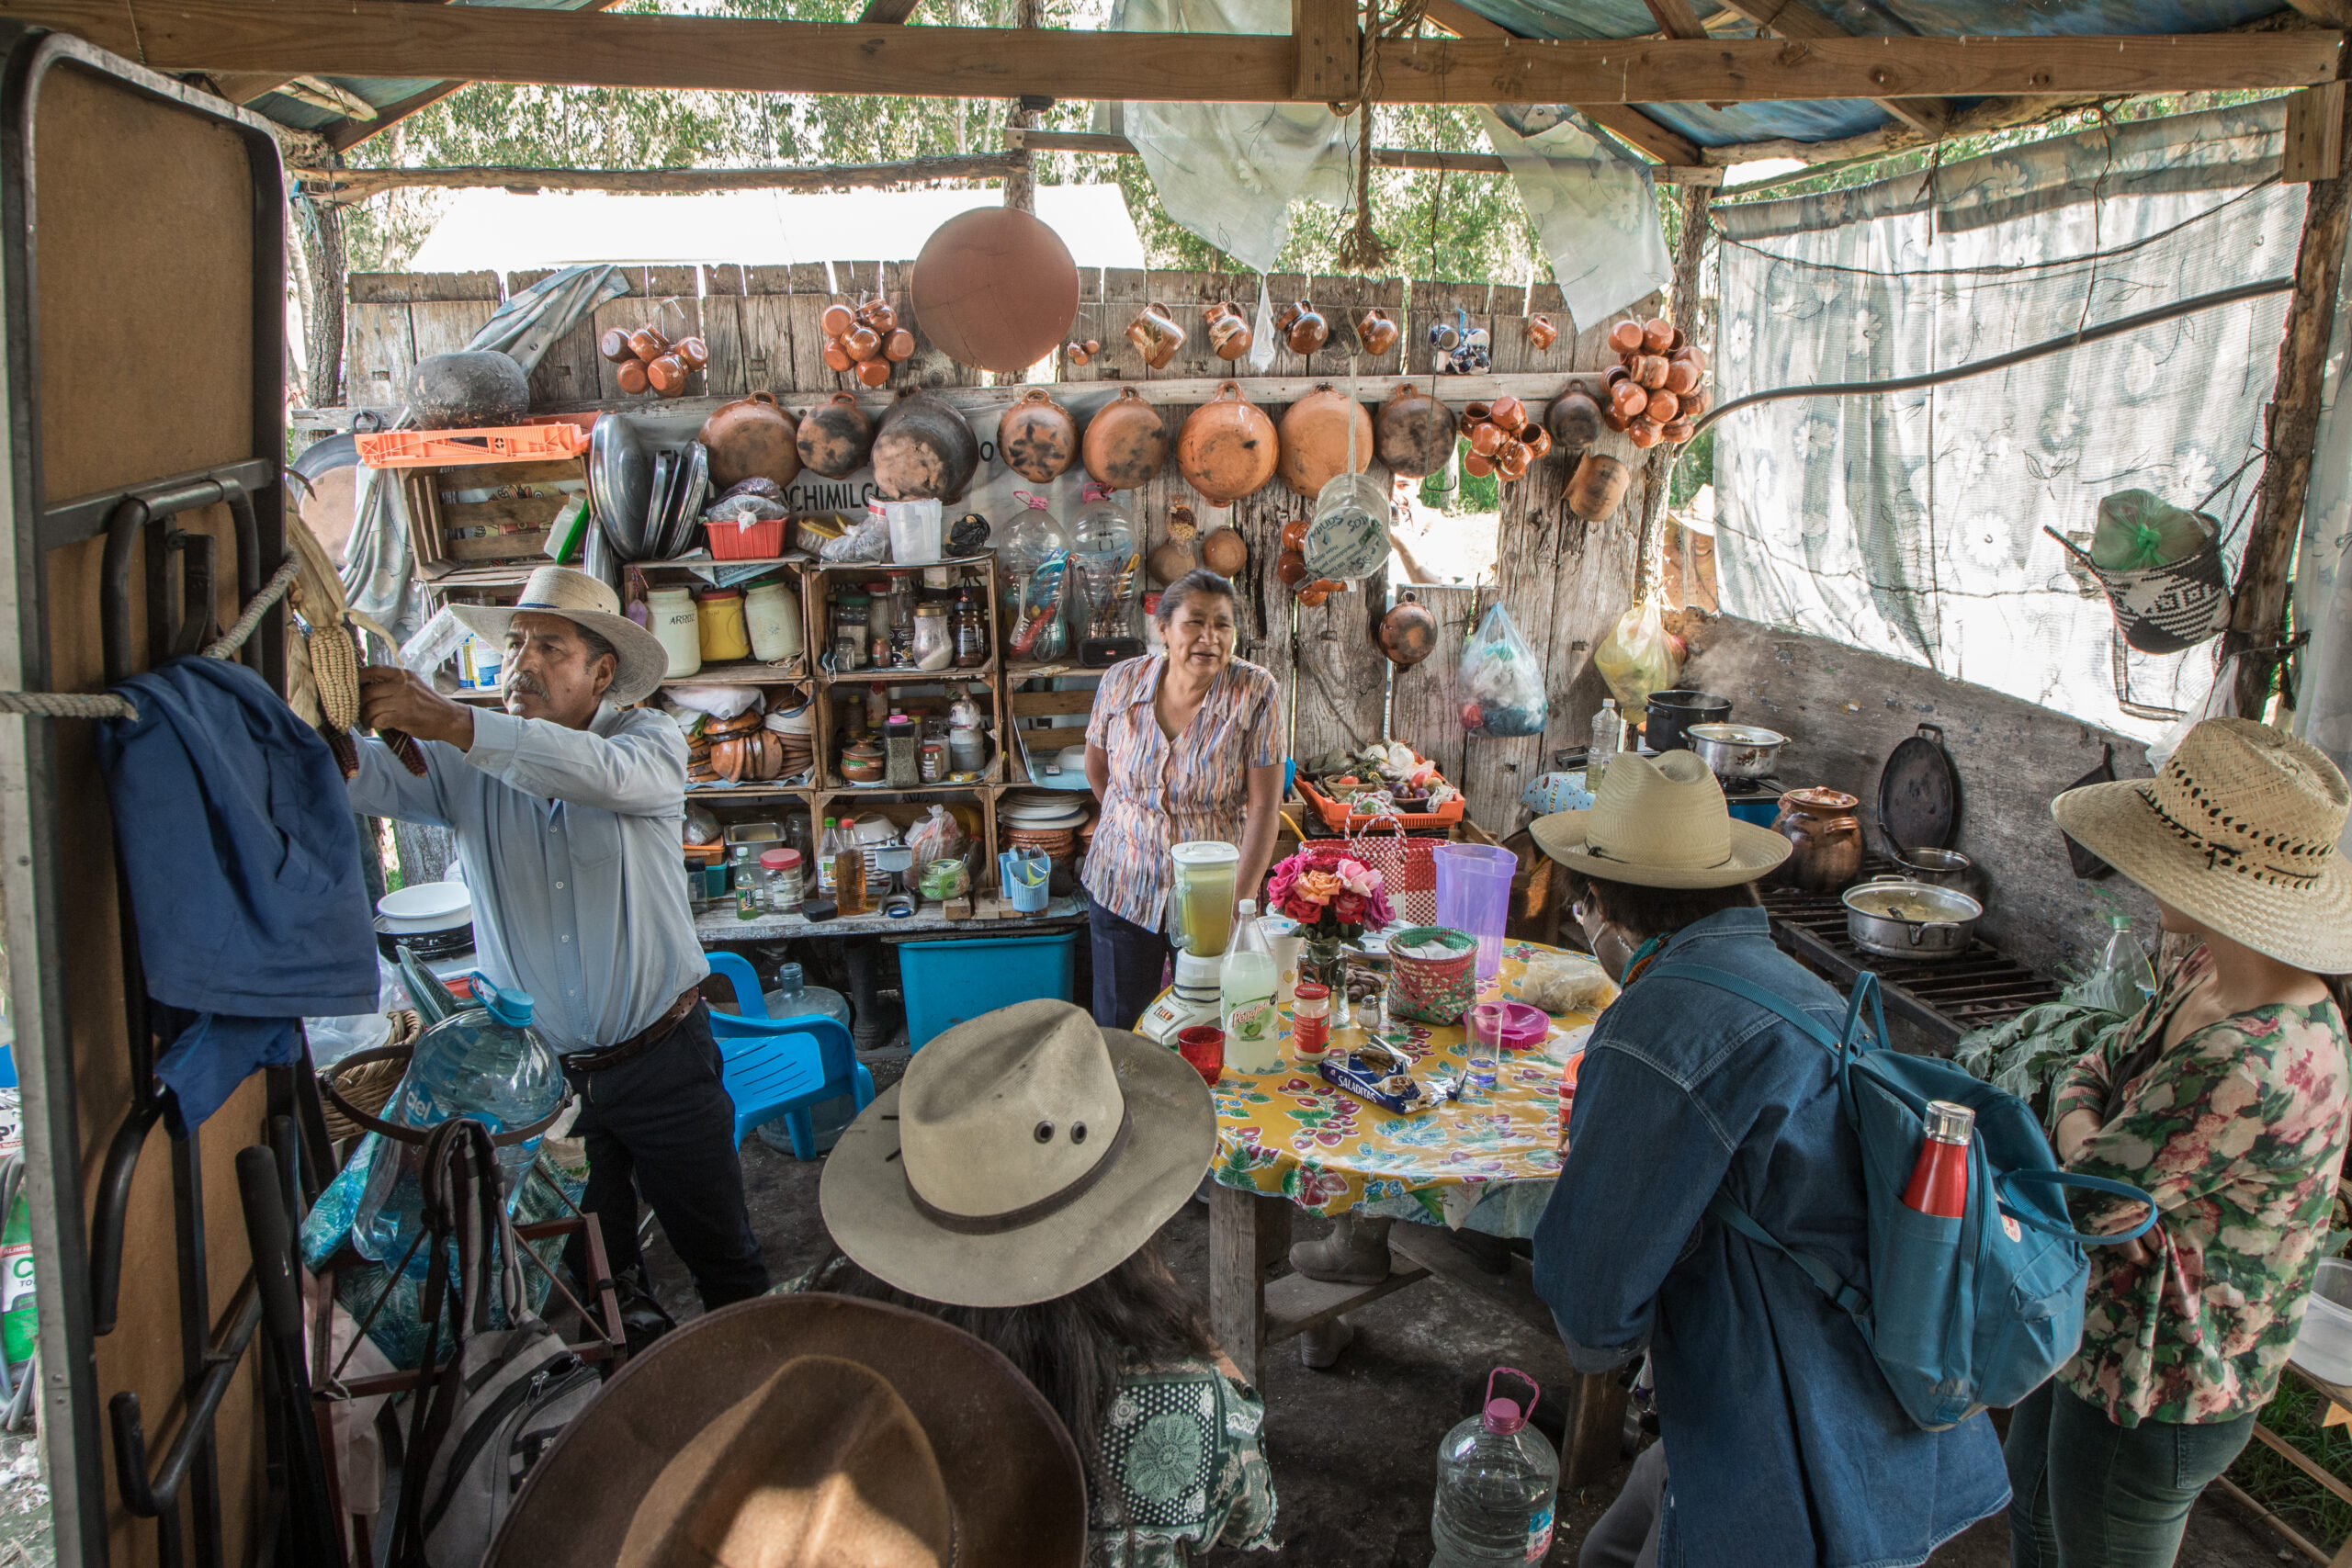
[2090,489,2215,573]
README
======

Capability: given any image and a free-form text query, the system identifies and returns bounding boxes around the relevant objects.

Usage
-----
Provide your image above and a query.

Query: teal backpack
[1651,963,2158,1431]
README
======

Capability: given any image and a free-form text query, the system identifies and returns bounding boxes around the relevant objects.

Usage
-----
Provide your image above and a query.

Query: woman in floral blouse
[2009,719,2352,1567]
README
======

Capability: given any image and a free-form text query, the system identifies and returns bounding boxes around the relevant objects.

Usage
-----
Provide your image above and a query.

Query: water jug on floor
[348,974,565,1263]
[754,963,859,1156]
[1430,1368,1558,1567]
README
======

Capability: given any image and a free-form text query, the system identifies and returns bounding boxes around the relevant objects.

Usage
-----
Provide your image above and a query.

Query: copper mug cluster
[1125,302,1185,370]
[1274,300,1328,355]
[821,294,915,388]
[1202,301,1251,361]
[1604,317,1708,450]
[1460,395,1551,481]
[1275,516,1347,607]
[599,324,709,398]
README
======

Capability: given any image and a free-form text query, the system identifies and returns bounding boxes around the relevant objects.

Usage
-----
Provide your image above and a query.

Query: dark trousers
[2004,1379,2254,1568]
[560,1002,770,1311]
[1089,888,1172,1031]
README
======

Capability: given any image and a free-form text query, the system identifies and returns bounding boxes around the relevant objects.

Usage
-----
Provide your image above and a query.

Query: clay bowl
[910,208,1080,374]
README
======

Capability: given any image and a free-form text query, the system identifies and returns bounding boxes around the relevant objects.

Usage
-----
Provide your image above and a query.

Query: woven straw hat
[820,998,1215,1308]
[1532,748,1792,889]
[450,565,671,706]
[2052,717,2352,973]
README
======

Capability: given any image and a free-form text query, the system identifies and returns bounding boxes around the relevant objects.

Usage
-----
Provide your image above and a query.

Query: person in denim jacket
[1528,751,2009,1567]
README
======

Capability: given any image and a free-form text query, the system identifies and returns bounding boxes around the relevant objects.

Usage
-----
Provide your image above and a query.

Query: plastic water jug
[1430,1369,1559,1567]
[348,974,565,1263]
[755,963,860,1156]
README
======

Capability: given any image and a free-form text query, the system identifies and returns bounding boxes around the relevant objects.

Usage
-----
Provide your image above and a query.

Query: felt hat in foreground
[2052,716,2352,974]
[1531,748,1792,889]
[485,1294,1088,1568]
[820,998,1216,1308]
[449,565,671,706]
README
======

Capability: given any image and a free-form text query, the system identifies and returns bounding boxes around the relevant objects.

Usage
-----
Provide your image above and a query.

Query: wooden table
[1200,941,1630,1485]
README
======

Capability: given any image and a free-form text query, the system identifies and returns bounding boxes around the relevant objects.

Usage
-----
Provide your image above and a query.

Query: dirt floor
[645,1129,2295,1568]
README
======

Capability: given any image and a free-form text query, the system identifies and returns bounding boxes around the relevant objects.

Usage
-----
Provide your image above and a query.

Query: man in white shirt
[350,567,768,1319]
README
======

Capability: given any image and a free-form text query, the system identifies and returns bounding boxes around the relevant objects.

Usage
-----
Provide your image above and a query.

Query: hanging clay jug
[796,390,876,480]
[699,391,802,491]
[1202,303,1250,362]
[1277,300,1329,355]
[1528,313,1560,351]
[1547,382,1605,466]
[1081,386,1170,491]
[998,387,1079,484]
[1177,382,1279,504]
[1355,309,1399,357]
[1567,452,1632,523]
[1377,591,1440,668]
[1374,382,1456,479]
[872,387,980,502]
[1276,384,1374,500]
[1126,302,1185,370]
[1200,525,1249,578]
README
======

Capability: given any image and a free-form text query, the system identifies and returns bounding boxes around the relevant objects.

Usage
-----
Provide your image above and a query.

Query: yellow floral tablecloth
[1205,941,1600,1238]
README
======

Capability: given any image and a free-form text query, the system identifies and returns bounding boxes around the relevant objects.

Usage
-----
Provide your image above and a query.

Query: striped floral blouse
[1082,654,1282,932]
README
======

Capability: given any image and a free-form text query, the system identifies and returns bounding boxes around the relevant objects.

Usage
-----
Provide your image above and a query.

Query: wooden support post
[1632,183,1711,603]
[292,188,346,409]
[2230,144,2352,717]
[1003,0,1043,212]
[1292,0,1360,103]
[300,154,1028,199]
[2287,81,2348,183]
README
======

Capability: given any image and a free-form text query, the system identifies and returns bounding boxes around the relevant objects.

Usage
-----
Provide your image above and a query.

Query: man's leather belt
[560,985,701,1074]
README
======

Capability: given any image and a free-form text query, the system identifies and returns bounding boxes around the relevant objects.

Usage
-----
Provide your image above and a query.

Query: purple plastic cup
[1434,843,1518,982]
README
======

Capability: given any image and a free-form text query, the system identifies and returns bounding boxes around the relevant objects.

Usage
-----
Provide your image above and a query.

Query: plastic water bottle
[1431,1369,1560,1567]
[2099,913,2158,1007]
[1220,900,1282,1073]
[756,963,861,1156]
[1588,699,1623,793]
[349,974,565,1262]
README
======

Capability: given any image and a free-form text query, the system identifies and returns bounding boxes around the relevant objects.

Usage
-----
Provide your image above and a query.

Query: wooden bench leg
[1561,1370,1630,1490]
[1209,1186,1295,1389]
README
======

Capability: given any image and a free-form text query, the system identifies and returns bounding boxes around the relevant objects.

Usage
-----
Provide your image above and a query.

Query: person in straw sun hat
[485,1292,1091,1568]
[347,564,771,1338]
[1525,750,2009,1568]
[804,998,1279,1567]
[2005,718,2352,1568]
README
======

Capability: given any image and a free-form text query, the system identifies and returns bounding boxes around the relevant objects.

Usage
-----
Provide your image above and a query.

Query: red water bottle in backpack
[1902,1101,1975,1218]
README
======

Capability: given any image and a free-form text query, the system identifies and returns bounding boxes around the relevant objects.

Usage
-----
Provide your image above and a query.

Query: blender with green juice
[1140,840,1241,1042]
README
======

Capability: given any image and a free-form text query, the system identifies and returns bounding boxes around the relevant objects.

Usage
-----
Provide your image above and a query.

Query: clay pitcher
[998,387,1079,485]
[1377,591,1439,667]
[1202,302,1250,361]
[871,387,980,502]
[1527,313,1560,350]
[796,390,875,480]
[1772,787,1865,894]
[1567,452,1631,522]
[1354,309,1399,357]
[1375,382,1456,479]
[699,390,801,491]
[1080,386,1170,492]
[1279,300,1329,355]
[1126,302,1184,370]
[1177,382,1279,504]
[1275,384,1374,500]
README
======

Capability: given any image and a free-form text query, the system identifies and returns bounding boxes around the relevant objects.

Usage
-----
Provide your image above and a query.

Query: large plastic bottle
[755,963,861,1156]
[1588,699,1623,792]
[349,975,566,1262]
[2099,913,2158,1007]
[1220,899,1282,1072]
[1430,1370,1561,1567]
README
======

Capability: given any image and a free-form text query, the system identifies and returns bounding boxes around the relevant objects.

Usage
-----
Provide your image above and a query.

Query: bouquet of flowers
[1265,846,1396,939]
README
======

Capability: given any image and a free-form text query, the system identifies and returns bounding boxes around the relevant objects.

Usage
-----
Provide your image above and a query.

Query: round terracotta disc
[911,209,1080,375]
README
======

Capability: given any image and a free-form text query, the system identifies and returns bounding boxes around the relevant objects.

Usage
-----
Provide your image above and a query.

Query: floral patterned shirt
[1090,1359,1278,1567]
[2050,949,2350,1425]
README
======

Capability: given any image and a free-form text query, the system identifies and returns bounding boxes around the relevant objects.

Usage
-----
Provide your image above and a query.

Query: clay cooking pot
[1177,383,1279,504]
[1081,386,1170,491]
[1547,383,1604,464]
[872,388,980,502]
[1377,591,1440,668]
[699,391,802,491]
[997,388,1079,485]
[1375,382,1455,479]
[796,391,875,480]
[1276,384,1374,500]
[406,351,529,429]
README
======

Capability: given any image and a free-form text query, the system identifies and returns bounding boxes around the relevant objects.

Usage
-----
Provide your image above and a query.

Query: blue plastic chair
[703,951,872,1158]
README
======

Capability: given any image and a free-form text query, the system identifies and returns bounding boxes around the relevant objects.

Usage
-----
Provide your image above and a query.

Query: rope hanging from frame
[1334,0,1429,274]
[0,555,299,721]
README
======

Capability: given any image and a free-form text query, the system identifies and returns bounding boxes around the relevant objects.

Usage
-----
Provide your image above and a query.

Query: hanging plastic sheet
[462,263,628,376]
[342,464,424,652]
[1478,106,1671,325]
[2294,202,2352,802]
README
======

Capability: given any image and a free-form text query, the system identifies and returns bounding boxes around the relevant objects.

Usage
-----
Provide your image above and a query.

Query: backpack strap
[1644,961,1882,1064]
[1996,1168,2161,1245]
[1705,1192,1874,1321]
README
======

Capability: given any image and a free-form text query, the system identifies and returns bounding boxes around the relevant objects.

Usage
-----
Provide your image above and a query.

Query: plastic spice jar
[743,581,803,664]
[831,592,870,671]
[695,587,752,663]
[1291,983,1332,1060]
[647,586,702,679]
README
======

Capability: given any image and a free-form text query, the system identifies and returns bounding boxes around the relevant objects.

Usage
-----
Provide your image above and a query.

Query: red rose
[1334,893,1366,923]
[1284,895,1324,923]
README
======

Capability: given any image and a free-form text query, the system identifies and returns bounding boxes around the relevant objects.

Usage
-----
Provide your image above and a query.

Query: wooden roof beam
[1711,0,1952,134]
[1,1,2335,107]
[1419,0,1702,164]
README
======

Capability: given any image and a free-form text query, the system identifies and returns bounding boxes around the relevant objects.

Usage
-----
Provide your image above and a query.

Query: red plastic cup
[1177,1025,1225,1087]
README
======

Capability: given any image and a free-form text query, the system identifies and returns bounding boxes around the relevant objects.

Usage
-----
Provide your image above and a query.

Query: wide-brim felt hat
[485,1293,1088,1568]
[821,998,1216,1308]
[449,564,672,706]
[2052,716,2352,973]
[1532,747,1792,889]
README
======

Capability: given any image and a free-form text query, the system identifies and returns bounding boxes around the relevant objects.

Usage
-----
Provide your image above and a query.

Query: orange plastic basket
[357,417,592,468]
[1295,773,1465,833]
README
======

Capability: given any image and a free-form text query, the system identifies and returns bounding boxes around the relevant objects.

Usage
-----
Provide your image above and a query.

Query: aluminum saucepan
[1685,722,1788,781]
[1840,874,1982,961]
[1889,845,1975,891]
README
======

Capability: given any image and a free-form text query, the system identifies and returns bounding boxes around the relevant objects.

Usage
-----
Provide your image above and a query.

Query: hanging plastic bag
[1458,604,1547,737]
[818,513,889,564]
[1594,598,1683,712]
[906,804,966,879]
[2091,490,2215,573]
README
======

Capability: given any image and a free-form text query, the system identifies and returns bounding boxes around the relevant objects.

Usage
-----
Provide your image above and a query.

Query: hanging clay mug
[1202,302,1251,362]
[1081,386,1171,491]
[1126,302,1185,370]
[1528,313,1560,351]
[1277,300,1329,355]
[1276,384,1374,500]
[1177,382,1278,504]
[796,390,876,479]
[998,387,1079,484]
[1546,381,1605,466]
[1567,452,1632,523]
[1355,309,1399,357]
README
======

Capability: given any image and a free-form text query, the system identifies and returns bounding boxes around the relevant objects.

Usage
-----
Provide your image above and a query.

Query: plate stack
[999,788,1092,863]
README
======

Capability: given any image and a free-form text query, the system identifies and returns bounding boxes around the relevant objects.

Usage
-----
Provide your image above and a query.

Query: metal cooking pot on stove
[1888,845,1976,891]
[1685,722,1785,781]
[1840,874,1981,960]
[1645,689,1732,752]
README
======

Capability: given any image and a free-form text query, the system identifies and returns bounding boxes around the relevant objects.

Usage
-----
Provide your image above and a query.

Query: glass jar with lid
[953,584,988,667]
[831,591,870,671]
[864,579,896,667]
[695,587,752,663]
[912,602,954,671]
[758,847,803,908]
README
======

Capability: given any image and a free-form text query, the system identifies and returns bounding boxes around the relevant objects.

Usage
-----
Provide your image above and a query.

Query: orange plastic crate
[1295,772,1465,833]
[357,417,592,468]
[707,514,787,559]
